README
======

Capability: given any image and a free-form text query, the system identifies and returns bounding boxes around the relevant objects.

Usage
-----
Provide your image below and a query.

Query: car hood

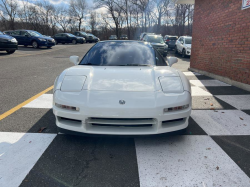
[0,34,14,40]
[64,66,180,92]
[39,36,53,40]
[185,44,192,48]
[150,43,166,47]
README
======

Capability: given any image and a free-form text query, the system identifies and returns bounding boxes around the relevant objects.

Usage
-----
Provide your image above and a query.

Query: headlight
[61,76,87,92]
[11,38,17,43]
[38,38,47,41]
[159,77,184,93]
[52,39,55,42]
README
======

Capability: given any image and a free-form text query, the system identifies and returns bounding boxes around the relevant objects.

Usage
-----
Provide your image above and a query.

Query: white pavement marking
[215,95,250,110]
[0,132,56,187]
[191,110,250,135]
[183,72,201,76]
[190,80,231,87]
[191,86,212,96]
[23,94,53,109]
[135,135,250,187]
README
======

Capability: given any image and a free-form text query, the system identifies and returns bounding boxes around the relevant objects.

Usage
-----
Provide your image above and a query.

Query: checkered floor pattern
[1,71,250,187]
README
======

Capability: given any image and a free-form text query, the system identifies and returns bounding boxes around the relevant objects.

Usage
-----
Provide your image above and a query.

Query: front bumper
[0,43,18,50]
[53,90,192,135]
[38,40,55,47]
[185,49,191,56]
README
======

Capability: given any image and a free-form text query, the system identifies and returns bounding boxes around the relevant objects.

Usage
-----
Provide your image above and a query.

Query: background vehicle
[53,33,84,44]
[175,36,192,58]
[0,31,18,54]
[109,35,117,40]
[53,41,191,135]
[164,35,178,50]
[87,33,99,43]
[74,31,87,43]
[5,30,55,49]
[139,32,155,41]
[143,34,168,57]
[120,34,128,40]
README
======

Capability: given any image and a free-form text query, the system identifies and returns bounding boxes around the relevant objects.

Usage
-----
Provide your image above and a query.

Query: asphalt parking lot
[0,44,250,187]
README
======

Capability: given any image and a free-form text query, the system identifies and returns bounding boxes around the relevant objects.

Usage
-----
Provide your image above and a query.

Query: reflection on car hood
[0,34,14,40]
[64,66,180,92]
[185,44,192,48]
[150,43,166,47]
[39,36,53,40]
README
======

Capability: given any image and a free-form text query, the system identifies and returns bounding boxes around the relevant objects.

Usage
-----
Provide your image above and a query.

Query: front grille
[87,117,155,127]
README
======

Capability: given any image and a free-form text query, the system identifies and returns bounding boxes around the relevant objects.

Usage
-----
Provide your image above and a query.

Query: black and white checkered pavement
[0,71,250,187]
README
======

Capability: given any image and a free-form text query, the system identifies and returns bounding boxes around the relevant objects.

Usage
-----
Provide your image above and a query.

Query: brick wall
[191,0,250,85]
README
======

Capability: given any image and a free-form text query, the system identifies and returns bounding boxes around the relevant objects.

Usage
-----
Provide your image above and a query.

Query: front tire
[32,41,39,49]
[6,50,15,54]
[182,49,186,58]
[175,46,178,54]
[47,46,52,49]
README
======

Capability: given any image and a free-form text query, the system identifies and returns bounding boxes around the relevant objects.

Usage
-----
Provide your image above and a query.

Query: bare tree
[89,12,98,34]
[70,0,86,31]
[0,0,18,29]
[55,6,72,33]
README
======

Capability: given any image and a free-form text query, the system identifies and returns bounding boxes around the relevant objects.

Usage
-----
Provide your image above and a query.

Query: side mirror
[167,57,178,67]
[70,56,79,66]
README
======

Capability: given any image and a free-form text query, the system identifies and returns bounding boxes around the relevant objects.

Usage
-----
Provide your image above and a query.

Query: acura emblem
[119,100,126,105]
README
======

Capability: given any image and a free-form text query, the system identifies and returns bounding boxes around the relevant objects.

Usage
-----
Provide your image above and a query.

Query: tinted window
[80,42,156,66]
[169,37,178,40]
[12,31,20,35]
[55,34,61,37]
[20,31,28,36]
[147,36,164,44]
[0,31,3,35]
[185,38,192,44]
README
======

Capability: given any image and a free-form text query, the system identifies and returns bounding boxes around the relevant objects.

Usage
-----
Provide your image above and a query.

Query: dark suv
[53,33,84,44]
[0,31,18,54]
[5,30,55,49]
[74,31,87,43]
[164,35,178,50]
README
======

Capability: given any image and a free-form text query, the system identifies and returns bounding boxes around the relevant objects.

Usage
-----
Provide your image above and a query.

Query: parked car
[53,33,84,44]
[5,30,55,49]
[143,34,168,57]
[87,33,99,43]
[53,41,191,135]
[0,31,18,54]
[3,30,14,35]
[74,31,87,43]
[164,35,178,50]
[139,32,155,41]
[120,34,128,40]
[175,36,192,57]
[109,35,117,40]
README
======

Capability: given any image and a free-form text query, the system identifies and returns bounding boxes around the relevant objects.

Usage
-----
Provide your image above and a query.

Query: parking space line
[0,86,53,121]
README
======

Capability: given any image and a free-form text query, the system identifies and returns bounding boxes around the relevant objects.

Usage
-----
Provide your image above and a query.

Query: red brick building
[177,0,250,90]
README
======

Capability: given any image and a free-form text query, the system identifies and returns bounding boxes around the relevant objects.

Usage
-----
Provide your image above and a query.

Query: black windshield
[185,38,192,44]
[80,42,157,66]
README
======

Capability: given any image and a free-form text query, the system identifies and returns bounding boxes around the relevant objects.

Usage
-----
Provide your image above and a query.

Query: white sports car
[53,41,191,135]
